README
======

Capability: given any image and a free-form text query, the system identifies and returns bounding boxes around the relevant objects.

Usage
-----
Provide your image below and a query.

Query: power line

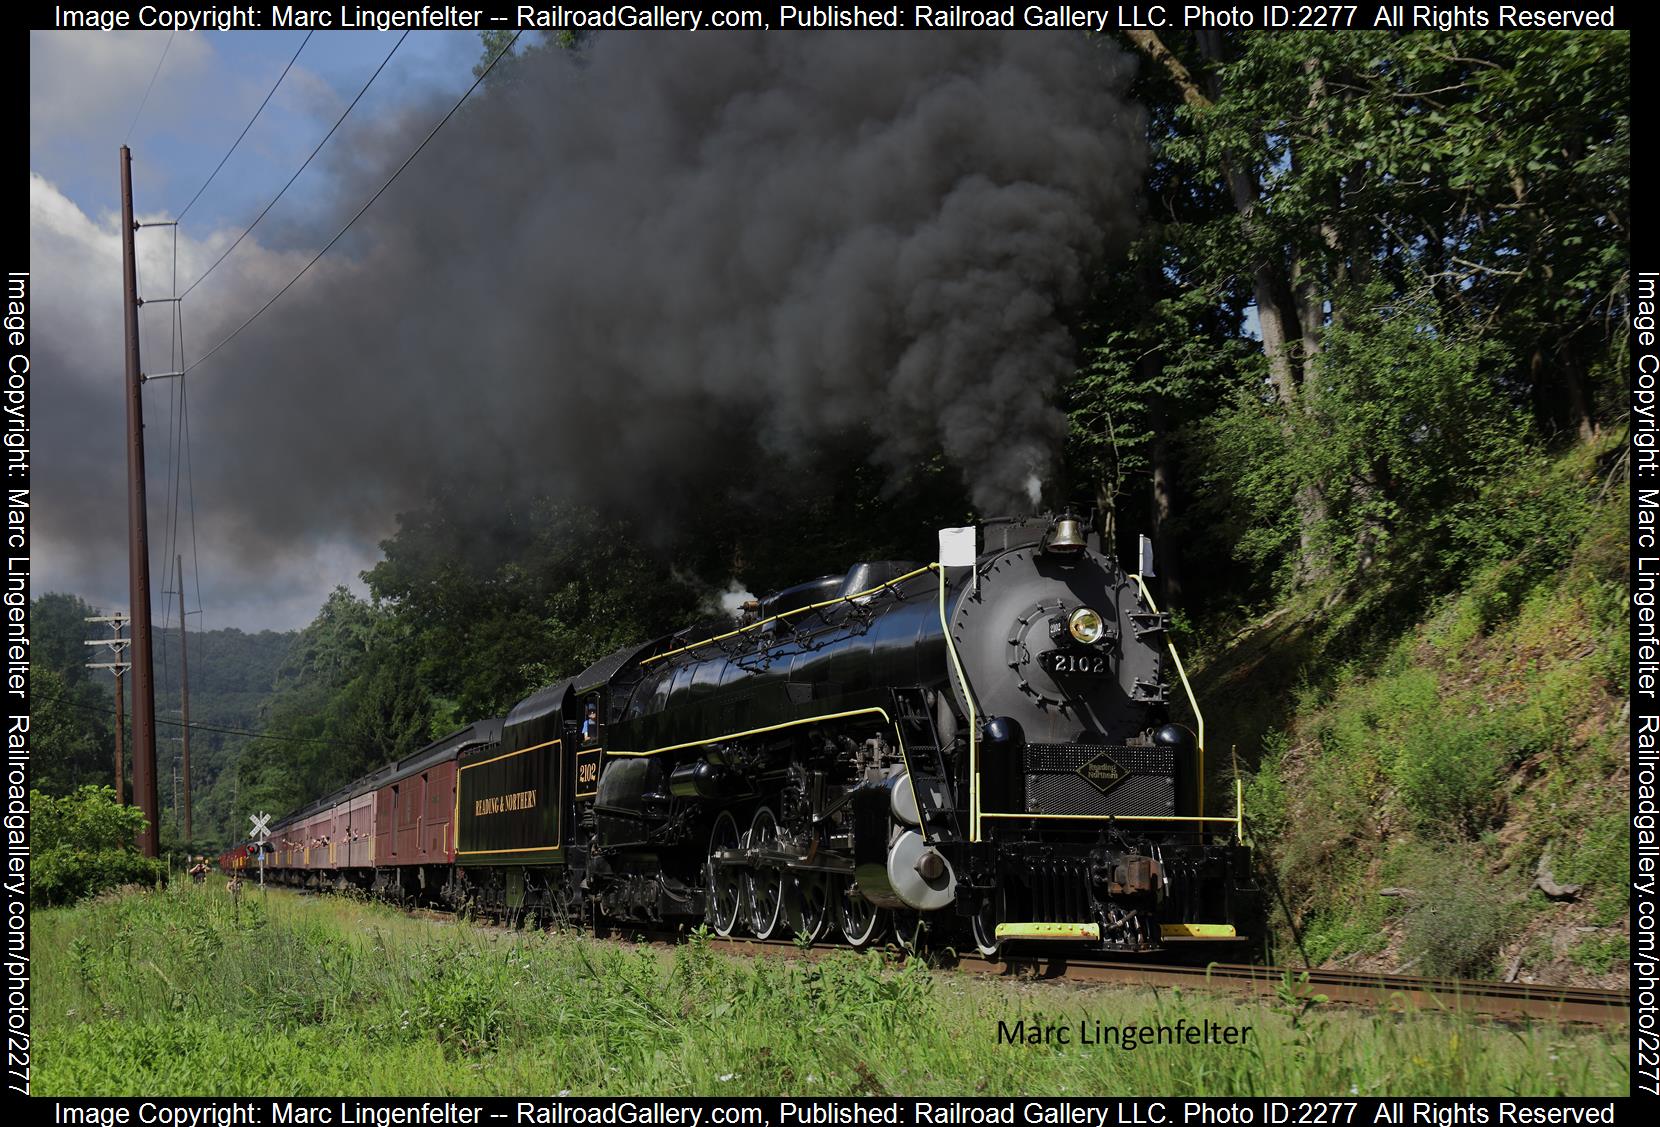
[39,693,333,746]
[159,233,205,647]
[175,31,313,223]
[160,230,184,648]
[182,311,206,637]
[166,321,186,618]
[132,241,180,685]
[185,30,524,375]
[179,32,408,301]
[124,32,175,145]
[159,292,183,651]
[131,219,180,661]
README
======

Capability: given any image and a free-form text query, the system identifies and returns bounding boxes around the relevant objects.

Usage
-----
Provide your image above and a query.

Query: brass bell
[1047,515,1086,554]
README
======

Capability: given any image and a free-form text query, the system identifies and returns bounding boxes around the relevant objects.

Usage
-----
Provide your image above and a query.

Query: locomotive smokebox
[944,516,1167,748]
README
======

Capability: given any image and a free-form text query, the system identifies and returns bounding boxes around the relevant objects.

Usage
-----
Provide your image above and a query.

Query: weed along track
[359,893,1631,1027]
[673,934,1631,1027]
[36,885,1631,1096]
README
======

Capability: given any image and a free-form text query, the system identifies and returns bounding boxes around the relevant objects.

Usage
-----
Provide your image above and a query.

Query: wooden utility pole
[115,669,125,803]
[177,553,191,844]
[120,145,159,857]
[84,614,130,804]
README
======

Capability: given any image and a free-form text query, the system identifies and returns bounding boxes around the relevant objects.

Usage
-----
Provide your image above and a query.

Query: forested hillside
[32,29,1627,981]
[31,592,294,851]
[1206,437,1627,983]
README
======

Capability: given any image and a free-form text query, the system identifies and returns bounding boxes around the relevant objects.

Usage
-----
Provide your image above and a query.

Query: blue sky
[35,30,482,233]
[30,30,502,632]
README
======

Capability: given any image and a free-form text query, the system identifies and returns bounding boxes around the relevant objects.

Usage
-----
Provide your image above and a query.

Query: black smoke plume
[40,32,1146,614]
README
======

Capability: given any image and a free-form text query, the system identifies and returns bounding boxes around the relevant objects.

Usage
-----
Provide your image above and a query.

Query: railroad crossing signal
[249,812,271,888]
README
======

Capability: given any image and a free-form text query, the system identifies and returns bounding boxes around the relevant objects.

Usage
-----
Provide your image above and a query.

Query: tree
[366,498,709,718]
[237,589,433,816]
[32,786,165,906]
[28,664,111,796]
[1094,29,1628,602]
[28,593,120,797]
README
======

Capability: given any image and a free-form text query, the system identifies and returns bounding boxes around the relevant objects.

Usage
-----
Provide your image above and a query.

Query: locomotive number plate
[1076,749,1128,796]
[1041,650,1111,677]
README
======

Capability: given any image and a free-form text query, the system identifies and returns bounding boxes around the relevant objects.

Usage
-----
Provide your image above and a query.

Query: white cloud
[30,31,215,157]
[29,172,385,632]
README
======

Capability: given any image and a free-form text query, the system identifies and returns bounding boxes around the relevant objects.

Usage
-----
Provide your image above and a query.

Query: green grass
[33,884,1628,1097]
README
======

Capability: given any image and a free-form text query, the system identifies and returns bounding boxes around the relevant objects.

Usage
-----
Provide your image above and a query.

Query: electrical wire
[182,312,206,638]
[39,694,333,746]
[184,30,524,375]
[158,300,182,655]
[141,33,523,662]
[124,32,175,145]
[162,229,184,649]
[132,243,178,678]
[179,32,408,301]
[166,326,186,616]
[161,232,204,646]
[174,31,313,223]
[157,363,176,687]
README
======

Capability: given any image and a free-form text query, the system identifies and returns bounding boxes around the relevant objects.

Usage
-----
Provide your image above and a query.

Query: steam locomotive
[257,514,1258,955]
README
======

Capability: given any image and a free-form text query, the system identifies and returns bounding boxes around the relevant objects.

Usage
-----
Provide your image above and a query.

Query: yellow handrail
[980,812,1223,823]
[626,558,1236,844]
[1129,574,1206,823]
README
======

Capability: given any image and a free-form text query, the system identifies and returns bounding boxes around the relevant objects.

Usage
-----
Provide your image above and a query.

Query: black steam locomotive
[267,514,1258,956]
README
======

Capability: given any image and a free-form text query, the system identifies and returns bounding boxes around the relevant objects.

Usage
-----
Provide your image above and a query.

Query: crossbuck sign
[249,812,271,841]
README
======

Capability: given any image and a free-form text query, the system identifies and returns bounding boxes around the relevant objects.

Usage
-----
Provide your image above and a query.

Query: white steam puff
[1025,473,1044,507]
[717,583,758,620]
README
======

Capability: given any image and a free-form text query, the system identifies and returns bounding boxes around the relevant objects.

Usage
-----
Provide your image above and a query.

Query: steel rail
[295,891,1630,1026]
[694,935,1628,1026]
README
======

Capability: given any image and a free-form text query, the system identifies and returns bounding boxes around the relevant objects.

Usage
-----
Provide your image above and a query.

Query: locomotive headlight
[1068,607,1107,645]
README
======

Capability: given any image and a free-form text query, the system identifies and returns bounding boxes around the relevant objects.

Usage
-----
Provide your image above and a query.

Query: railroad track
[976,957,1628,1026]
[700,935,1630,1025]
[330,894,1632,1025]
